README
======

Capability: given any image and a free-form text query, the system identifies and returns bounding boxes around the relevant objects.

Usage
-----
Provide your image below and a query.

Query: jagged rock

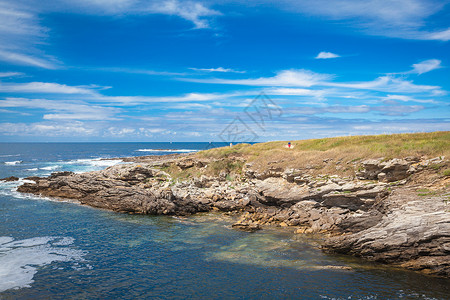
[378,158,411,182]
[176,159,195,169]
[254,178,309,206]
[357,158,413,182]
[49,171,74,178]
[356,158,385,180]
[0,176,19,182]
[323,188,450,277]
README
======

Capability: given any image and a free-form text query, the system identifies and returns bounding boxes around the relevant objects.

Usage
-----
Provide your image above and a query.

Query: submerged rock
[231,222,261,232]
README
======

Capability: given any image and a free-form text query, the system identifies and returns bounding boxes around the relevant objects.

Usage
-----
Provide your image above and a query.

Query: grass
[443,169,450,177]
[416,188,438,197]
[195,131,450,177]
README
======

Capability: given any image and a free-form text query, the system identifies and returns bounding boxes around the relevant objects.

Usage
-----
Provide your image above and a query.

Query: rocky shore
[12,151,450,277]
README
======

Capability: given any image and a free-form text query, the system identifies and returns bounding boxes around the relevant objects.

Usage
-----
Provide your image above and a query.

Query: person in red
[288,142,291,148]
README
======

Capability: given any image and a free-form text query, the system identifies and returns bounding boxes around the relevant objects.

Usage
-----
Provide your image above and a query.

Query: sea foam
[0,236,87,292]
[4,161,22,165]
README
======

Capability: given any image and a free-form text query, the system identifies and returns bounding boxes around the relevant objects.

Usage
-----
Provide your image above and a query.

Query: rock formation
[16,154,450,277]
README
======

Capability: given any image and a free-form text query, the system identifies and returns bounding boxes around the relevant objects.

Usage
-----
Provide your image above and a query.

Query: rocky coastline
[11,151,450,277]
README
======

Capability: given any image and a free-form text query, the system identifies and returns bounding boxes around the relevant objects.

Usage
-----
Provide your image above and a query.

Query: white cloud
[0,72,23,77]
[0,121,98,136]
[323,75,442,94]
[106,127,136,136]
[225,0,449,41]
[0,1,58,69]
[52,0,220,29]
[0,97,120,120]
[382,94,437,104]
[184,69,331,87]
[151,0,220,29]
[43,113,114,120]
[0,82,100,94]
[190,67,246,73]
[0,0,220,68]
[425,28,450,41]
[409,59,442,74]
[315,51,340,59]
[373,104,424,116]
[93,91,253,105]
[185,67,443,96]
[0,50,58,69]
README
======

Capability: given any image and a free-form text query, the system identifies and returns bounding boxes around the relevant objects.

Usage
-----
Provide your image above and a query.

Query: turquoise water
[1,143,449,299]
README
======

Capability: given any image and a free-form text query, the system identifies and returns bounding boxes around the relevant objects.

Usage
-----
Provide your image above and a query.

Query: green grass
[416,188,438,197]
[443,169,450,177]
[195,131,449,177]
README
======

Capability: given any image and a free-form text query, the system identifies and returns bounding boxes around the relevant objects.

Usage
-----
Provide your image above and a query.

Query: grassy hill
[196,131,450,176]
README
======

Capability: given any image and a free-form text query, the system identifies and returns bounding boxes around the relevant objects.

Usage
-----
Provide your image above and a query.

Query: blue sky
[0,0,449,142]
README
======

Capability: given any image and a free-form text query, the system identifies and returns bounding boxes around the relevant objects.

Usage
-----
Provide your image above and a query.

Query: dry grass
[196,131,450,176]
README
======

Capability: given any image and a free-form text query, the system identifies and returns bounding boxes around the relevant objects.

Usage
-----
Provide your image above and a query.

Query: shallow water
[0,143,449,299]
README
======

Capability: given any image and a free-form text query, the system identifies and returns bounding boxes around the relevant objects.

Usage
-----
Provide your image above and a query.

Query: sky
[0,0,449,142]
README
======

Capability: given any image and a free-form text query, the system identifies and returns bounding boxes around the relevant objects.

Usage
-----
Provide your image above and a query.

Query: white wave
[4,161,22,165]
[65,158,123,168]
[0,154,20,157]
[0,236,87,292]
[40,165,61,171]
[136,149,198,153]
[26,168,38,171]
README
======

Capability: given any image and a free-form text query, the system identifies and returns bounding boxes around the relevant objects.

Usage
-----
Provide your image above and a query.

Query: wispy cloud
[425,28,450,41]
[0,0,221,69]
[190,67,246,73]
[0,1,58,69]
[90,67,187,76]
[183,69,331,87]
[256,0,450,41]
[372,104,425,116]
[409,59,442,75]
[0,72,23,78]
[315,51,340,59]
[0,50,58,69]
[382,94,437,104]
[0,82,103,94]
[0,121,95,136]
[323,75,442,94]
[184,68,443,96]
[150,0,221,29]
[54,0,221,29]
[0,97,120,120]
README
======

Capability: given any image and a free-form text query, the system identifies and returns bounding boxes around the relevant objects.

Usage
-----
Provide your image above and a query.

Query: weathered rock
[357,158,385,180]
[323,188,450,277]
[357,158,413,182]
[378,158,411,182]
[15,153,450,277]
[0,176,19,182]
[254,178,309,206]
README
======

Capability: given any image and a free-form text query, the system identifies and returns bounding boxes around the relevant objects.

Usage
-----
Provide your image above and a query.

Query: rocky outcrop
[323,187,450,277]
[0,176,19,182]
[16,154,450,277]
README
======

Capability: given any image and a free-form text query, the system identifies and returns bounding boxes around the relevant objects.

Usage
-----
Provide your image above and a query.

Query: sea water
[0,143,449,299]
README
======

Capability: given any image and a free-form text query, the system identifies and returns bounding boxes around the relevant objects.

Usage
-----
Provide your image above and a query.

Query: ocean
[0,143,449,299]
